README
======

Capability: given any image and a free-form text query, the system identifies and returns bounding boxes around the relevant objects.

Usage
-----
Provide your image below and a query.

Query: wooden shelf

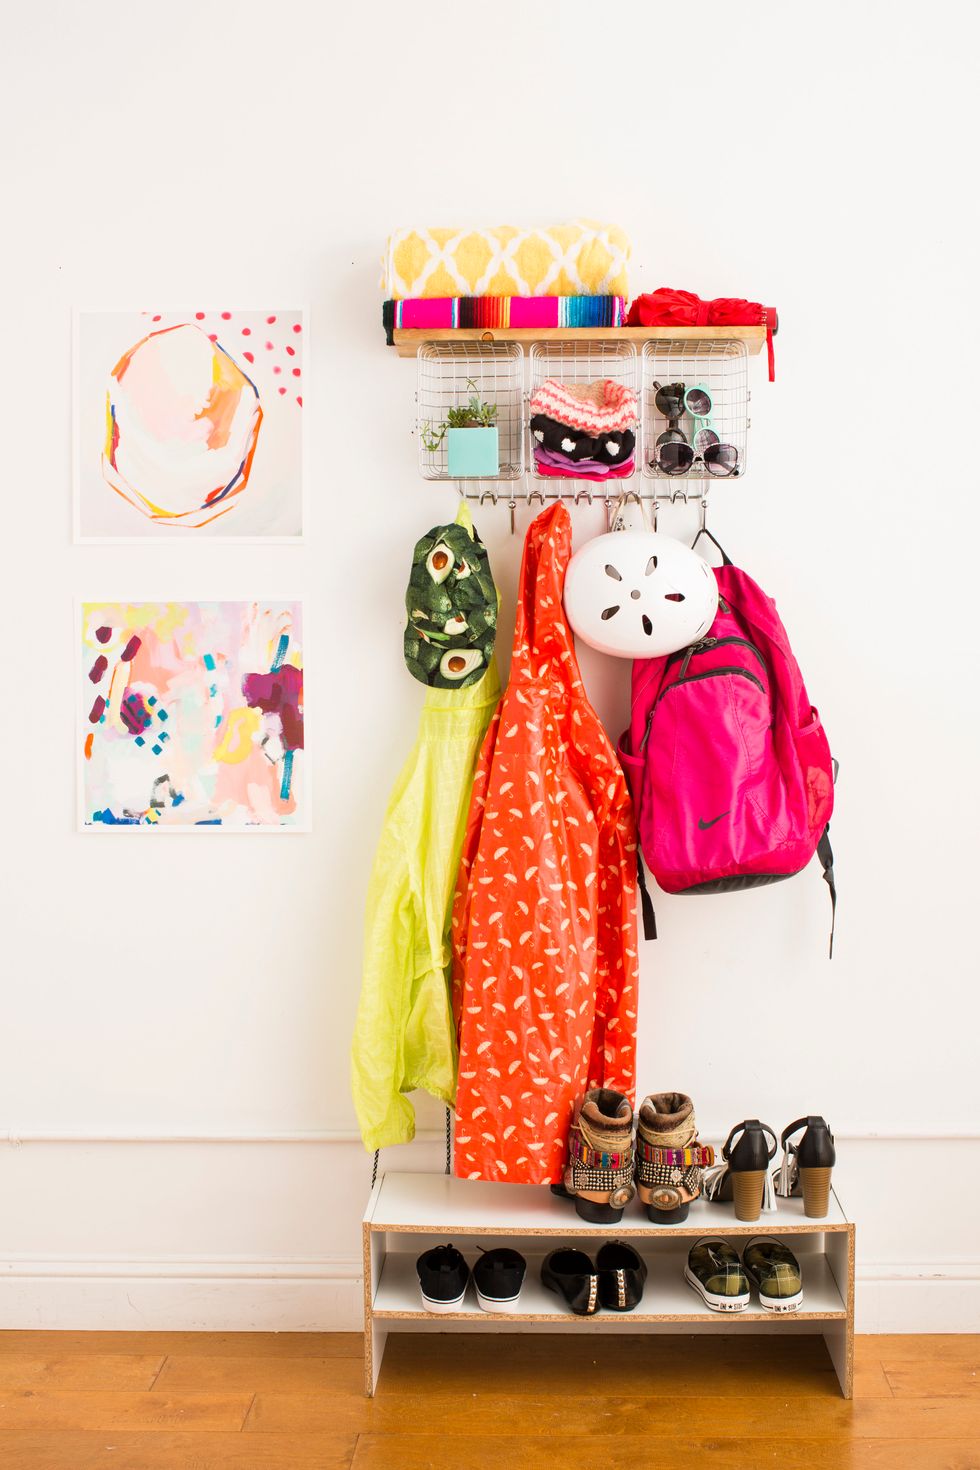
[391,325,768,358]
[362,1171,855,1399]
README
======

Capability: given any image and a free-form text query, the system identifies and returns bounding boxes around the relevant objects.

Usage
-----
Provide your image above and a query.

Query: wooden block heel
[800,1165,833,1217]
[731,1169,766,1221]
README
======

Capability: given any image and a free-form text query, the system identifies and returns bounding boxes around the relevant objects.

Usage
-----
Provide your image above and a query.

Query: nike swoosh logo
[698,810,731,830]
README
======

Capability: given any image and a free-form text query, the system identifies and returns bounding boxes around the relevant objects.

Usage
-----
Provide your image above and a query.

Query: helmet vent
[645,557,658,575]
[601,605,621,621]
[665,592,686,603]
[642,615,653,636]
[604,564,622,581]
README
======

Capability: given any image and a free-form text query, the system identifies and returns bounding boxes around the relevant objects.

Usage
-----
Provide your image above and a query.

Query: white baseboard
[1,1257,976,1333]
[0,1259,365,1332]
[855,1263,980,1333]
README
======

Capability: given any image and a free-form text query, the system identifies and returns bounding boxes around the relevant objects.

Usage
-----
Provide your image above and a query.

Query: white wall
[1,0,977,1334]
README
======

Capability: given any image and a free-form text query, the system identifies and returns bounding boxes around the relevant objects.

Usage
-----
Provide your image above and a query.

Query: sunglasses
[651,380,740,478]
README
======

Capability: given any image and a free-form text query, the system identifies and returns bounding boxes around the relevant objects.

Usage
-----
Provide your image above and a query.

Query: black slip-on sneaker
[416,1244,469,1314]
[472,1247,526,1313]
[596,1241,647,1312]
[541,1248,599,1316]
[743,1236,803,1313]
[684,1237,751,1313]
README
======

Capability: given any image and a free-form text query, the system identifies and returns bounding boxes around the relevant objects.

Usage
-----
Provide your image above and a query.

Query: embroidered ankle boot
[555,1088,636,1224]
[635,1091,713,1223]
[774,1116,836,1217]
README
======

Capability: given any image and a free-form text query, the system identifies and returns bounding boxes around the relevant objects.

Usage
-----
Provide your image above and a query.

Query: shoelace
[701,1245,745,1289]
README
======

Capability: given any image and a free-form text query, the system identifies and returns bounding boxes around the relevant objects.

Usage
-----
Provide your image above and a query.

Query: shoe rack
[362,1170,855,1398]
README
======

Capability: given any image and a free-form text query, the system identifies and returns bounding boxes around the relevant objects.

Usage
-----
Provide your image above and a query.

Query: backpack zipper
[640,666,767,750]
[668,636,767,680]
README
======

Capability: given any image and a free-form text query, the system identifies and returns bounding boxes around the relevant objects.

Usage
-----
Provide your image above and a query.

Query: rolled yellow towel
[381,220,631,300]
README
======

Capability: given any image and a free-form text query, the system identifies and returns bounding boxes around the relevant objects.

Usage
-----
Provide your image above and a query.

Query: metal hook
[651,497,659,533]
[699,496,709,534]
[479,488,495,507]
[526,487,546,509]
[508,496,517,535]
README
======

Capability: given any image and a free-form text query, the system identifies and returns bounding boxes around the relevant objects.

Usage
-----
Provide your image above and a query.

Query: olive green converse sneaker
[743,1237,804,1313]
[684,1238,750,1313]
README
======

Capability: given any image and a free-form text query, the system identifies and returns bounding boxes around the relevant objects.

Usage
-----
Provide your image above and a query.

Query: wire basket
[641,340,749,482]
[527,340,638,482]
[417,342,524,481]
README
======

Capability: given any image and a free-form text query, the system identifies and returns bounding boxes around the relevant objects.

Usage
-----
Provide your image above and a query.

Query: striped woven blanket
[383,295,625,343]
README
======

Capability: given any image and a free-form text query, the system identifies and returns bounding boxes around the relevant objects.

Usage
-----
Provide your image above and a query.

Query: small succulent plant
[421,379,498,452]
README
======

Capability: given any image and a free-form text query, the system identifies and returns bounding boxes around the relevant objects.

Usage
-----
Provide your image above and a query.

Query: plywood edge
[373,1309,848,1324]
[367,1221,849,1237]
[391,325,767,357]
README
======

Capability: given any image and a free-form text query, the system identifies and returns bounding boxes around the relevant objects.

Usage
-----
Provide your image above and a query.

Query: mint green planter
[447,427,499,478]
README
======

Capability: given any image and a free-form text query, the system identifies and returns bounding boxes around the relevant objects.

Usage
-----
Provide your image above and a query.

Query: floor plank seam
[240,1390,258,1432]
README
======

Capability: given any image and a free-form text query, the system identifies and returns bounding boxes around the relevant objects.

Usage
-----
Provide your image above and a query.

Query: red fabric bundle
[626,287,779,381]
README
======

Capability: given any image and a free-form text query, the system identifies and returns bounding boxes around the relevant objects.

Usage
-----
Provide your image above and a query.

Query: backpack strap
[691,526,733,566]
[817,825,836,959]
[635,850,657,941]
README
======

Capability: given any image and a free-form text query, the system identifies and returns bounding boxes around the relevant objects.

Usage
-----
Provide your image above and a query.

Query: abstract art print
[74,310,305,540]
[79,601,308,830]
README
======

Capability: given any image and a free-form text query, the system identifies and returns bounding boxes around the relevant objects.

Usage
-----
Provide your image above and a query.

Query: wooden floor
[0,1330,976,1468]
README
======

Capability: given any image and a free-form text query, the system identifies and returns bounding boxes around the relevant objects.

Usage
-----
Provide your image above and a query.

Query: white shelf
[362,1171,855,1399]
[367,1170,849,1236]
[374,1248,845,1323]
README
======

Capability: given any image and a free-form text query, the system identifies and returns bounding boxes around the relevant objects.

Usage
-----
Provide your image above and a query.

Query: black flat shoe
[596,1241,647,1311]
[541,1248,599,1316]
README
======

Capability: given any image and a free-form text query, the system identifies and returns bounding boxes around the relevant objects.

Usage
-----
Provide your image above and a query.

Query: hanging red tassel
[626,288,778,382]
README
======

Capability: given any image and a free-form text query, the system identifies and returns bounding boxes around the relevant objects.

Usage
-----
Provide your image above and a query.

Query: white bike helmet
[563,529,719,658]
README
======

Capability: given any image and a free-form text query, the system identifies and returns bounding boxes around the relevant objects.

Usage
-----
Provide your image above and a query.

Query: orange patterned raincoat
[451,502,639,1184]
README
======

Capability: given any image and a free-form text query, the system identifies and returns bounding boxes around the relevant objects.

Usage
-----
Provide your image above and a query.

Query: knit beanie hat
[528,377,638,436]
[403,502,497,689]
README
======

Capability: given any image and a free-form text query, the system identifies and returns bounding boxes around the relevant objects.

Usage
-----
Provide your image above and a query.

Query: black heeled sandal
[774,1116,836,1217]
[704,1119,777,1221]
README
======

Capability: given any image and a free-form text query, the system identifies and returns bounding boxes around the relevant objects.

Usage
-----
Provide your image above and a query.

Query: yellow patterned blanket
[381,220,631,300]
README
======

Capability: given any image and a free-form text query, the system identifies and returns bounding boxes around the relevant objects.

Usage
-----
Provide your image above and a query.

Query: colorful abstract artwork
[79,602,307,830]
[74,310,304,540]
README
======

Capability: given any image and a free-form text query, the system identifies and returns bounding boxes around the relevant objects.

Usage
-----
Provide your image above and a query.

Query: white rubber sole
[684,1263,749,1313]
[475,1288,522,1314]
[756,1290,803,1313]
[419,1289,467,1314]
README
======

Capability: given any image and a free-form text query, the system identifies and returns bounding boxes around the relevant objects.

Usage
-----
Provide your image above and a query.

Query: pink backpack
[618,538,837,953]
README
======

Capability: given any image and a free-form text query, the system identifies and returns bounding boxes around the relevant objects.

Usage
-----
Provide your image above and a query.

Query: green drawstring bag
[351,502,501,1151]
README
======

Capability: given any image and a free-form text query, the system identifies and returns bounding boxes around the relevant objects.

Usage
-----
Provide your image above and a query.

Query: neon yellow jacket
[351,525,500,1151]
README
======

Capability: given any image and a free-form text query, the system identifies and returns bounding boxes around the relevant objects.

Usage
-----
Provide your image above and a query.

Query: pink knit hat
[529,377,638,435]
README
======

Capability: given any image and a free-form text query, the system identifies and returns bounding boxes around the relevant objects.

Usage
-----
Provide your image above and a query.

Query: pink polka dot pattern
[138,310,305,410]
